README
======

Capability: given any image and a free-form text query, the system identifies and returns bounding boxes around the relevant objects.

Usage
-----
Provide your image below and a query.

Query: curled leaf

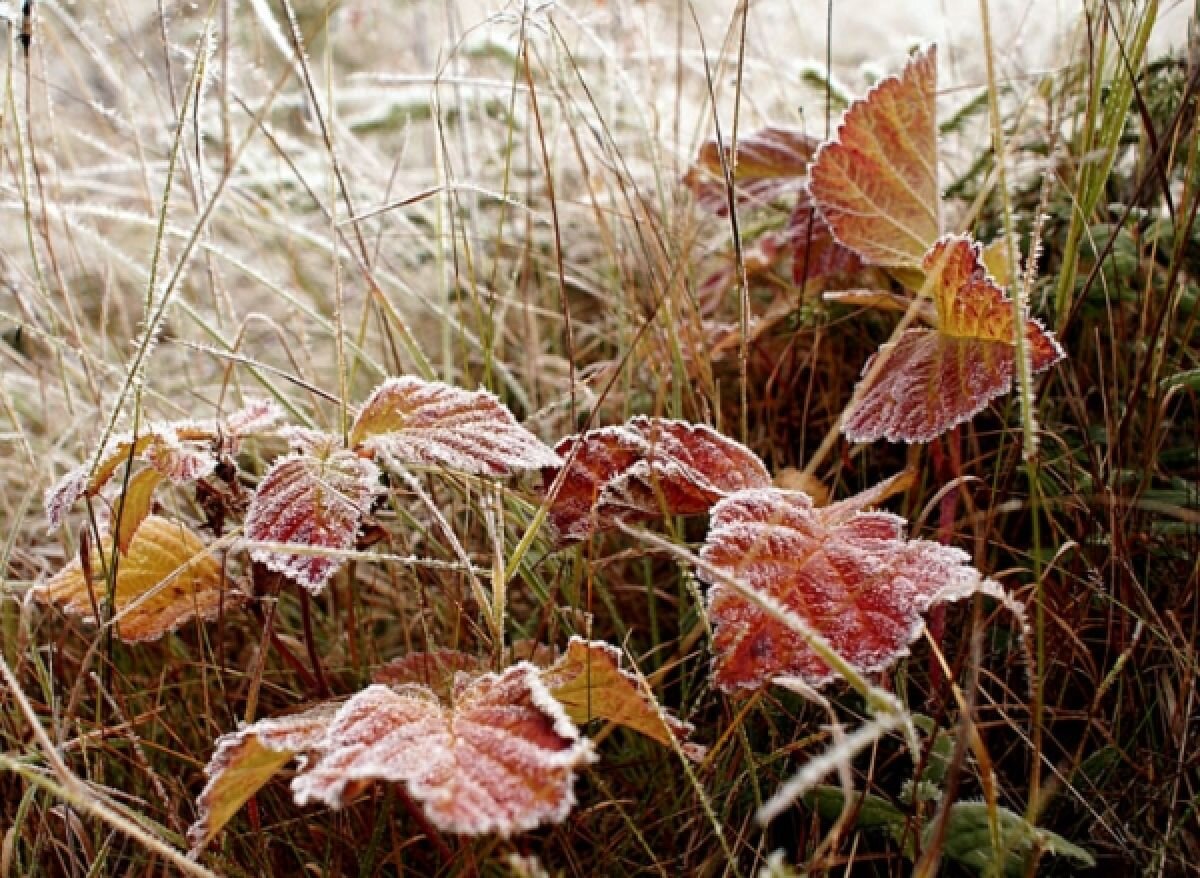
[188,702,340,852]
[113,468,164,554]
[32,515,236,642]
[291,664,595,836]
[351,376,561,476]
[544,417,770,542]
[701,486,999,691]
[809,46,940,267]
[843,236,1065,443]
[244,444,381,593]
[541,637,704,759]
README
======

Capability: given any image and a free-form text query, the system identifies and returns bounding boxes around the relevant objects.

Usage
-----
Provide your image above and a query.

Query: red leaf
[843,236,1065,443]
[543,417,771,542]
[350,376,561,476]
[786,197,865,284]
[683,126,820,215]
[245,444,381,593]
[810,46,940,267]
[372,649,486,698]
[701,486,994,691]
[291,664,594,836]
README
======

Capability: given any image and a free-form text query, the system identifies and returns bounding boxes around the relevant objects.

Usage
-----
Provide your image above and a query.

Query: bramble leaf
[32,515,235,642]
[291,664,595,836]
[842,236,1065,443]
[372,649,486,699]
[683,126,820,214]
[350,376,561,476]
[701,486,997,691]
[544,417,770,542]
[188,702,340,852]
[541,637,704,759]
[244,444,381,593]
[809,46,940,267]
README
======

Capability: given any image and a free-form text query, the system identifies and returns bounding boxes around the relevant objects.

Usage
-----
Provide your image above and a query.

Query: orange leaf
[810,46,940,267]
[701,486,995,691]
[842,236,1064,443]
[683,126,820,214]
[32,515,235,642]
[245,444,381,593]
[350,376,561,476]
[541,637,704,759]
[291,664,594,836]
[188,702,339,853]
[543,417,770,542]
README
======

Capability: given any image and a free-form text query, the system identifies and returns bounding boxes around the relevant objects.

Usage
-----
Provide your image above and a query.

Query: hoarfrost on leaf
[350,376,561,476]
[543,417,770,542]
[809,45,940,267]
[701,485,999,692]
[291,663,595,836]
[842,236,1065,443]
[244,446,381,593]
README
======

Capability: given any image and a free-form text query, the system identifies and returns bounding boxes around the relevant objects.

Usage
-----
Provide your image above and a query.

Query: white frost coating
[290,664,594,836]
[245,450,381,593]
[353,377,562,476]
[45,465,88,530]
[702,486,1012,691]
[188,701,342,852]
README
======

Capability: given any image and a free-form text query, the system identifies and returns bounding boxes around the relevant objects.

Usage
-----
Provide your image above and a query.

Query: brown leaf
[683,126,821,214]
[701,486,996,691]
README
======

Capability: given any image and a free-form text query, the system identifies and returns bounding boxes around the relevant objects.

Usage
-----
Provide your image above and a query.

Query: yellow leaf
[542,638,702,758]
[188,702,338,853]
[33,515,235,642]
[113,468,163,554]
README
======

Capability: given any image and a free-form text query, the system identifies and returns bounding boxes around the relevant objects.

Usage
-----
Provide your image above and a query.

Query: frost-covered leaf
[541,637,703,759]
[224,398,287,438]
[809,46,940,267]
[112,468,163,555]
[245,447,381,593]
[32,515,236,642]
[683,126,820,214]
[544,417,770,542]
[843,236,1065,443]
[372,649,486,699]
[188,702,339,852]
[45,466,88,531]
[45,424,217,528]
[701,486,996,691]
[291,664,594,836]
[350,376,560,476]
